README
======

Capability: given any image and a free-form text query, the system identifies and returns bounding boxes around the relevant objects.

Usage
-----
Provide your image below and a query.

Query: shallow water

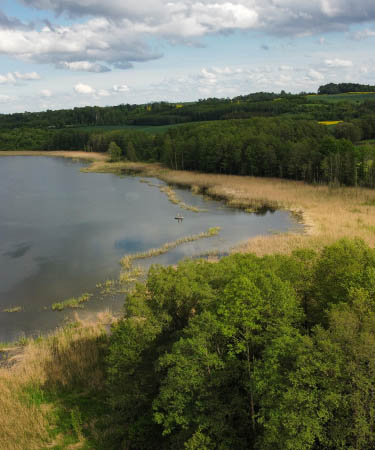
[0,156,302,341]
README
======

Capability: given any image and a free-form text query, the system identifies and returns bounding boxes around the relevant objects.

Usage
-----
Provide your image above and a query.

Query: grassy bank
[0,311,114,450]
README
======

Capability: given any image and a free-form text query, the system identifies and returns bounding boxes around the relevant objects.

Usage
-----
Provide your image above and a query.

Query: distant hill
[318,83,375,95]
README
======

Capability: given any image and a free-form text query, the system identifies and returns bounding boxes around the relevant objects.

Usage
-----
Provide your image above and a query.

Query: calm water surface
[0,157,302,341]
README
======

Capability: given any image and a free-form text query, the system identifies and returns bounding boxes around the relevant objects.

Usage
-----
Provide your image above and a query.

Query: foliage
[108,141,122,162]
[105,239,375,449]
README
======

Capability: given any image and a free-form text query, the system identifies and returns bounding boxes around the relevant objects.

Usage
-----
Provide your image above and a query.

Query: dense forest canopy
[105,238,375,449]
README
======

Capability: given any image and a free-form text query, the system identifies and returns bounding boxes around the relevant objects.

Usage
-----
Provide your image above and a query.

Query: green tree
[108,141,122,161]
[127,140,138,161]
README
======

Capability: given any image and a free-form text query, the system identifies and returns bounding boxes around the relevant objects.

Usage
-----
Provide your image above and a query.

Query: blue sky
[0,0,375,113]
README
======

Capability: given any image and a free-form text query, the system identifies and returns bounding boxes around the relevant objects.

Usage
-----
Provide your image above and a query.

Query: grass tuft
[52,293,92,311]
[2,306,22,313]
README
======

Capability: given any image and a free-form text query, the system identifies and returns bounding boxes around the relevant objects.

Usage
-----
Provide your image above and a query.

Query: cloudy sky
[1,0,375,112]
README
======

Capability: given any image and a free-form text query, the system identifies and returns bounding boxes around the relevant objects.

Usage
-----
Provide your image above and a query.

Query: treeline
[105,238,375,449]
[154,117,375,187]
[5,115,375,188]
[318,82,375,95]
[2,86,375,129]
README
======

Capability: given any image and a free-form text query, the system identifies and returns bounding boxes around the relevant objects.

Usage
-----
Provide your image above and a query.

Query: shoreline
[3,151,375,255]
[2,151,375,448]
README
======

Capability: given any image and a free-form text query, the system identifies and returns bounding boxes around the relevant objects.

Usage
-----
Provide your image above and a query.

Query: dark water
[0,157,302,341]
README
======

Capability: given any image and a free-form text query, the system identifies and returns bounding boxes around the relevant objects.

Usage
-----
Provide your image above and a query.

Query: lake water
[0,156,302,342]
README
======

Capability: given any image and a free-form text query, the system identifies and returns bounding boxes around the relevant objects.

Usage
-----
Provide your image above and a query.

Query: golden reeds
[2,306,22,313]
[0,312,113,449]
[111,162,375,256]
[120,227,221,270]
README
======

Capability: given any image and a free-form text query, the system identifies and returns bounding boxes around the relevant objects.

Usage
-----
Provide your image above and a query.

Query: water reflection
[0,156,302,341]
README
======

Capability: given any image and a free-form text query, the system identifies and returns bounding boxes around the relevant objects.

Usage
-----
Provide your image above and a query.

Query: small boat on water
[174,213,184,222]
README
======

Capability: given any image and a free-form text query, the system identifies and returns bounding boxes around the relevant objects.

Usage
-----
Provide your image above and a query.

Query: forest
[1,82,375,131]
[3,83,375,188]
[104,238,375,449]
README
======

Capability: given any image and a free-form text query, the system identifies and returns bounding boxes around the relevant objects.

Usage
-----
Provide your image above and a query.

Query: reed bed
[52,293,93,311]
[0,312,113,450]
[158,185,207,212]
[120,227,221,270]
[112,162,375,255]
[2,306,22,313]
[119,264,145,284]
[140,178,207,212]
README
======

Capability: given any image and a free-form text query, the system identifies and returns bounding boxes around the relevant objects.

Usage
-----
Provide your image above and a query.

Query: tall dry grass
[120,226,221,270]
[0,311,114,450]
[113,162,375,255]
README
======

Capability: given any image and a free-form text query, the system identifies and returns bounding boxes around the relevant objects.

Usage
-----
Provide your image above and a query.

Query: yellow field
[318,120,343,125]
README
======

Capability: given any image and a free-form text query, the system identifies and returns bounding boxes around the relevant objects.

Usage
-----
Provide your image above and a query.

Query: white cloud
[0,94,11,103]
[74,82,95,94]
[113,84,129,92]
[56,61,110,72]
[17,0,375,37]
[324,58,353,67]
[1,0,375,73]
[308,68,325,80]
[353,28,375,40]
[0,71,41,84]
[0,18,162,71]
[0,73,16,84]
[97,89,110,97]
[14,71,41,80]
[41,89,52,97]
[146,61,375,100]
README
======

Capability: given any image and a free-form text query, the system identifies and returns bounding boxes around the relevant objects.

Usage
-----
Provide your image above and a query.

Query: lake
[0,156,302,342]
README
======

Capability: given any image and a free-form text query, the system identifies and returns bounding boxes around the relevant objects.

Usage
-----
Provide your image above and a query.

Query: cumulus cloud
[97,89,110,97]
[73,83,114,98]
[325,58,353,67]
[18,0,375,37]
[74,82,95,94]
[113,84,129,92]
[146,61,374,100]
[308,68,325,80]
[353,28,375,40]
[2,1,375,73]
[0,94,12,103]
[14,71,41,80]
[41,89,52,97]
[56,61,110,72]
[0,71,41,84]
[0,17,162,71]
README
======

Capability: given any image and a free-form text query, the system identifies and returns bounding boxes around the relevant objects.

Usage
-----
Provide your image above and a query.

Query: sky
[1,0,375,113]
